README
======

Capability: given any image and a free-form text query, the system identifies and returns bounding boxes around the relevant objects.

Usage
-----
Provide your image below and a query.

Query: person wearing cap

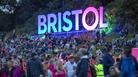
[64,55,77,77]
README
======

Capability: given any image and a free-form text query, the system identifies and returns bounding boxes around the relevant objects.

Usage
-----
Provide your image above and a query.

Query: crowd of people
[0,28,137,77]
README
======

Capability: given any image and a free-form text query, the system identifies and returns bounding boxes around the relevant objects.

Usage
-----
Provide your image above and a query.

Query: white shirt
[64,61,77,77]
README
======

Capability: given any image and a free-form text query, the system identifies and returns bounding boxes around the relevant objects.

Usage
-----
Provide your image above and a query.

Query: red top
[54,70,66,77]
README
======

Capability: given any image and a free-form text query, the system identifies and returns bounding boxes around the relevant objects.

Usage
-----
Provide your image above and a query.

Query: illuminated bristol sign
[38,6,108,34]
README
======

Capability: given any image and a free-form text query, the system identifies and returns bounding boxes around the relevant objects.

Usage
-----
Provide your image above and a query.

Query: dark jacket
[27,58,45,77]
[76,55,89,77]
[103,53,114,75]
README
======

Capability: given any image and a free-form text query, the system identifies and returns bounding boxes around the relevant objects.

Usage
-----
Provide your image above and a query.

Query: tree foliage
[0,0,137,33]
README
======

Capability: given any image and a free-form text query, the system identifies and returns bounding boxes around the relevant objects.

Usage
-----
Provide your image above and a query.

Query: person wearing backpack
[119,46,138,77]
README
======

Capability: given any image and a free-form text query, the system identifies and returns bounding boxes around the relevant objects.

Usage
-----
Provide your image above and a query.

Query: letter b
[38,15,47,34]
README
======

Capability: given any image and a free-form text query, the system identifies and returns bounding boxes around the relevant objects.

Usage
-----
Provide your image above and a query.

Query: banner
[132,48,138,62]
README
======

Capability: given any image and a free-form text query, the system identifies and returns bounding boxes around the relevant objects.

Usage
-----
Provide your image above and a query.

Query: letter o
[82,7,99,31]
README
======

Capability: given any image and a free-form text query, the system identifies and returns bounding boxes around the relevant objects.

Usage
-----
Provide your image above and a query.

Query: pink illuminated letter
[82,7,99,31]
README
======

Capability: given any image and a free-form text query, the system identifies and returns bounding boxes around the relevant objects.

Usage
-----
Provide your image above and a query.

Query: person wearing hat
[64,55,77,77]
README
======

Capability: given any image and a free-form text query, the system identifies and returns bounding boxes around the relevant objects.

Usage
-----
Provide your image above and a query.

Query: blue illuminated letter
[72,10,82,30]
[58,12,62,32]
[48,14,57,33]
[38,15,47,34]
[63,11,72,32]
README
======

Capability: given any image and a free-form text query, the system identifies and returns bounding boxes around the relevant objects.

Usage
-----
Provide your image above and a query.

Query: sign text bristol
[38,6,107,34]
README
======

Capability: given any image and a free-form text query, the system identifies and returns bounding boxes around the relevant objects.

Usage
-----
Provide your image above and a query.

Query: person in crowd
[102,47,115,76]
[119,46,138,77]
[13,59,25,77]
[42,59,49,76]
[109,58,120,77]
[48,59,56,77]
[76,48,90,77]
[54,61,66,77]
[95,57,104,77]
[96,49,103,61]
[21,59,27,77]
[7,59,15,77]
[59,49,67,61]
[64,55,77,77]
[89,56,96,77]
[27,52,45,77]
[0,59,8,77]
